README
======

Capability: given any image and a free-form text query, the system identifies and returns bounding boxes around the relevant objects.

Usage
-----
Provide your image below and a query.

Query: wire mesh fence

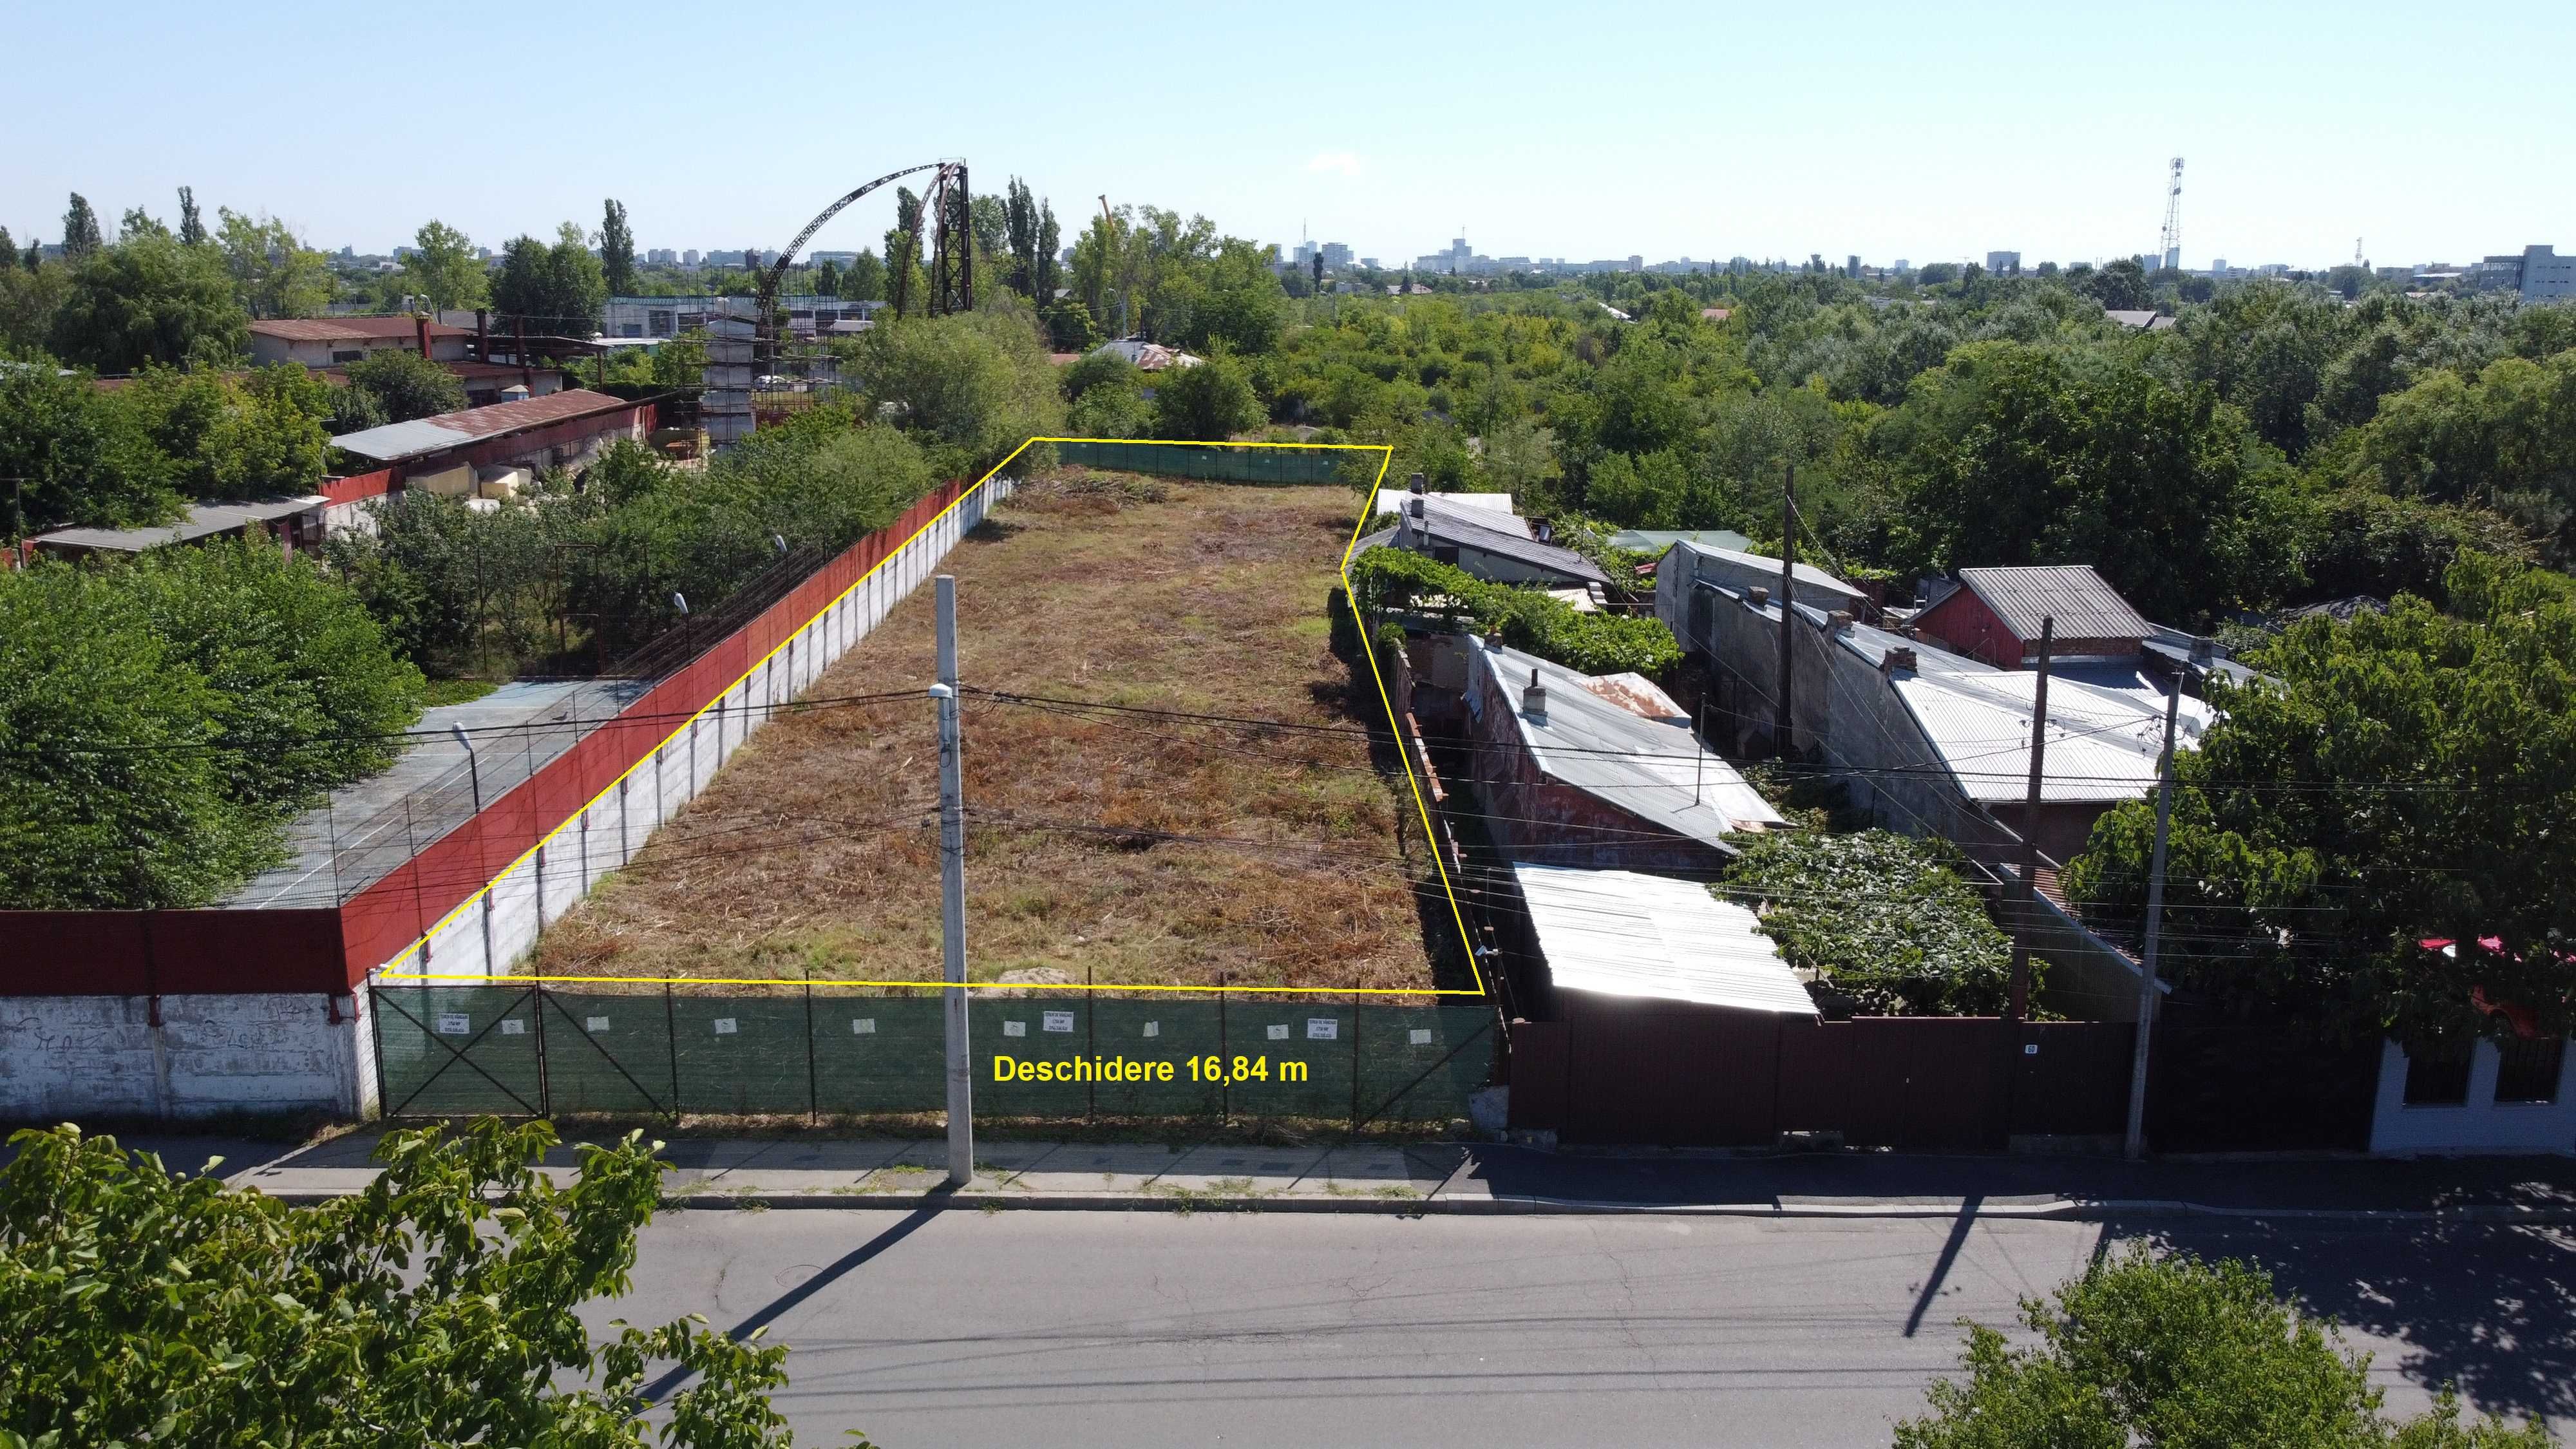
[1054,440,1361,486]
[372,983,1496,1128]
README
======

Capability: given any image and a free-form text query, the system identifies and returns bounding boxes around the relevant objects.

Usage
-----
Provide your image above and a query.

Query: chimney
[475,308,489,363]
[1827,610,1853,632]
[1408,471,1426,494]
[1483,622,1504,652]
[1748,585,1770,608]
[1522,668,1548,723]
[1881,645,1918,676]
[415,314,431,360]
[1535,520,1553,544]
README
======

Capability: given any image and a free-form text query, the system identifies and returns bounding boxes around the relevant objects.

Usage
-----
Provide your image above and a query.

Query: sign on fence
[373,983,1496,1127]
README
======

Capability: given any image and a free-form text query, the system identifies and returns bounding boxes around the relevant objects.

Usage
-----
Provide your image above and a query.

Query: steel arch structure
[755,160,972,364]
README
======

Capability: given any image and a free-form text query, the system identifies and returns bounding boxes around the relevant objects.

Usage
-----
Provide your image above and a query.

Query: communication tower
[2156,157,2184,272]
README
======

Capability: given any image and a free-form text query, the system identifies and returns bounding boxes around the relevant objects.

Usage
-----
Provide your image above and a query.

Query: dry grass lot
[529,471,1449,994]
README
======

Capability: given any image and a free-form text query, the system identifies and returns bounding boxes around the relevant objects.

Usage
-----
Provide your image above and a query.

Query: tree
[847,310,1063,473]
[48,232,246,372]
[59,192,102,260]
[404,220,488,311]
[0,227,14,269]
[1893,343,2266,622]
[601,197,636,296]
[845,247,886,303]
[214,207,332,319]
[1897,1243,2550,1448]
[1153,350,1264,439]
[2083,257,2151,311]
[176,185,205,247]
[0,360,176,531]
[2340,350,2576,567]
[2064,554,2576,1041]
[0,1120,803,1448]
[1004,177,1040,297]
[117,205,167,242]
[491,223,607,337]
[112,365,331,499]
[814,258,841,297]
[343,348,468,423]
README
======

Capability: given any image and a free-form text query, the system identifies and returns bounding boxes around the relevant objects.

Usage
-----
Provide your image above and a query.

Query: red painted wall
[1,469,967,998]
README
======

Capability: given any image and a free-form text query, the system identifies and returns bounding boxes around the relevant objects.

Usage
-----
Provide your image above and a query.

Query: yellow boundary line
[379,437,1487,1000]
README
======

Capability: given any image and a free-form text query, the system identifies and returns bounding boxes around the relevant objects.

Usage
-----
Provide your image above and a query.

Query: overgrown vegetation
[325,410,934,676]
[1343,544,1680,677]
[2064,553,2576,1040]
[0,537,422,907]
[0,1120,804,1448]
[1897,1242,2552,1448]
[1719,829,2012,1016]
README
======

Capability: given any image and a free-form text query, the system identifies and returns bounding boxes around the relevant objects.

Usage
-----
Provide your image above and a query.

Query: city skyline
[5,0,2570,275]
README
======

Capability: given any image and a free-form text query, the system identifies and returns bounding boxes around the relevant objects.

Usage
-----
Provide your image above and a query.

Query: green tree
[1153,351,1264,439]
[343,347,468,423]
[0,253,70,356]
[2082,257,2151,311]
[0,1120,803,1448]
[848,310,1063,472]
[59,192,102,261]
[214,207,332,319]
[2340,350,2576,566]
[601,197,636,296]
[0,227,15,269]
[48,231,247,372]
[491,223,607,337]
[118,205,167,242]
[404,220,488,311]
[1897,1243,2550,1448]
[2064,554,2576,1040]
[845,247,886,303]
[113,366,330,498]
[176,185,205,247]
[0,359,176,530]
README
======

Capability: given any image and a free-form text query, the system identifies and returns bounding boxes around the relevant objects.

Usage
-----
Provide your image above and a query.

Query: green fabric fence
[373,984,1495,1127]
[1054,440,1366,486]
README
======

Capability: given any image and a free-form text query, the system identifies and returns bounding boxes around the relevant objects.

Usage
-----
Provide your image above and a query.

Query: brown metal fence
[1508,996,2136,1150]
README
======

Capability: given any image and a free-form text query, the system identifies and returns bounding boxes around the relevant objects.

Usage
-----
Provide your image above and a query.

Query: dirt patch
[530,474,1447,994]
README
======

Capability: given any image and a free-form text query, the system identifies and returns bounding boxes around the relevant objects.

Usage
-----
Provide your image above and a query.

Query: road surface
[610,1209,2575,1447]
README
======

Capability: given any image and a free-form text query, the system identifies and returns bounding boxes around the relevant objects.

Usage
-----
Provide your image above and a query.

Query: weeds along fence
[372,983,1497,1128]
[1054,440,1359,485]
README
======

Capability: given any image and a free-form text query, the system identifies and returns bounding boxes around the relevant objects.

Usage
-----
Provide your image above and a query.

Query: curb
[251,1185,2576,1224]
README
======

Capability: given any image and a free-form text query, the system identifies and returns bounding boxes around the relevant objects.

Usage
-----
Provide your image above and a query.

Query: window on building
[2402,1039,2474,1106]
[649,310,674,337]
[332,350,365,364]
[2495,1037,2565,1104]
[1432,545,1461,566]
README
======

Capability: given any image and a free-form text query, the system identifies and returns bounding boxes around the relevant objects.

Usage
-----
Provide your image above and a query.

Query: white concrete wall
[0,993,377,1122]
[377,474,1012,989]
[2370,1037,2576,1155]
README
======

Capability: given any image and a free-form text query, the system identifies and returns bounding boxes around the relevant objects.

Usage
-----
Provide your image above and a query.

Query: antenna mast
[2156,156,2184,272]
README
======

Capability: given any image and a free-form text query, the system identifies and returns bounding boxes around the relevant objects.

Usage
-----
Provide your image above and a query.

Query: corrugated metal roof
[330,389,634,463]
[32,497,326,553]
[1474,641,1785,846]
[1514,864,1815,1014]
[249,316,471,341]
[1373,488,1517,519]
[1955,565,2150,643]
[1889,666,2210,804]
[1404,505,1611,585]
[1613,527,1753,553]
[1671,539,1868,604]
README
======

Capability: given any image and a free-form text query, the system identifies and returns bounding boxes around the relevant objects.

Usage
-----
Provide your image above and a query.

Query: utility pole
[2123,669,2185,1159]
[2005,617,2054,1024]
[1776,464,1796,758]
[931,574,974,1188]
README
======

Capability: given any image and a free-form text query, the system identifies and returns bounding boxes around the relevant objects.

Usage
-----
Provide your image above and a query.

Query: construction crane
[2155,157,2184,272]
[753,160,972,369]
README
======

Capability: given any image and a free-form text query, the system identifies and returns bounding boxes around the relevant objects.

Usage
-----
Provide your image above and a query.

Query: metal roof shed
[1513,864,1815,1014]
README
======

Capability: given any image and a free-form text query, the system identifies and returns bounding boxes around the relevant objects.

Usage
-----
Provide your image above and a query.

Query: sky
[6,0,2570,274]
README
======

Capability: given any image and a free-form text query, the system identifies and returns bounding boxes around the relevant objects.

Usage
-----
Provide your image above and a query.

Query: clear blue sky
[7,0,2569,272]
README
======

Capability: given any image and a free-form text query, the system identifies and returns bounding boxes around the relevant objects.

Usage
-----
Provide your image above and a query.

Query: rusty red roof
[329,389,638,462]
[249,316,472,343]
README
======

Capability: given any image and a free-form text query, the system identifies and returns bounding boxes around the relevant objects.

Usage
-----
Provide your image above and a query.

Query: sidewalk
[122,1131,2576,1223]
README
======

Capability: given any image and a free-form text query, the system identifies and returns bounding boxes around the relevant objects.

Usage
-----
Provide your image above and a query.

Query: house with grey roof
[1912,565,2150,668]
[1357,494,1610,592]
[1461,635,1783,874]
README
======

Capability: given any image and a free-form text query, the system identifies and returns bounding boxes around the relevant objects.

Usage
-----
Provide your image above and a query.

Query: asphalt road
[609,1209,2576,1448]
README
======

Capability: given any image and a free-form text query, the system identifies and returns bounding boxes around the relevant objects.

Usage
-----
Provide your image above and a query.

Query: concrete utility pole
[1776,464,1796,757]
[2124,670,2185,1159]
[2005,616,2054,1025]
[931,574,974,1188]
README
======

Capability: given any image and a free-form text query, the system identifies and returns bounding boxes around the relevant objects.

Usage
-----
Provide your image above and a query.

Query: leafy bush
[0,1120,802,1448]
[1898,1242,2552,1448]
[1153,350,1264,440]
[0,538,423,907]
[1719,828,2011,1015]
[844,310,1063,477]
[341,347,468,423]
[1345,544,1681,677]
